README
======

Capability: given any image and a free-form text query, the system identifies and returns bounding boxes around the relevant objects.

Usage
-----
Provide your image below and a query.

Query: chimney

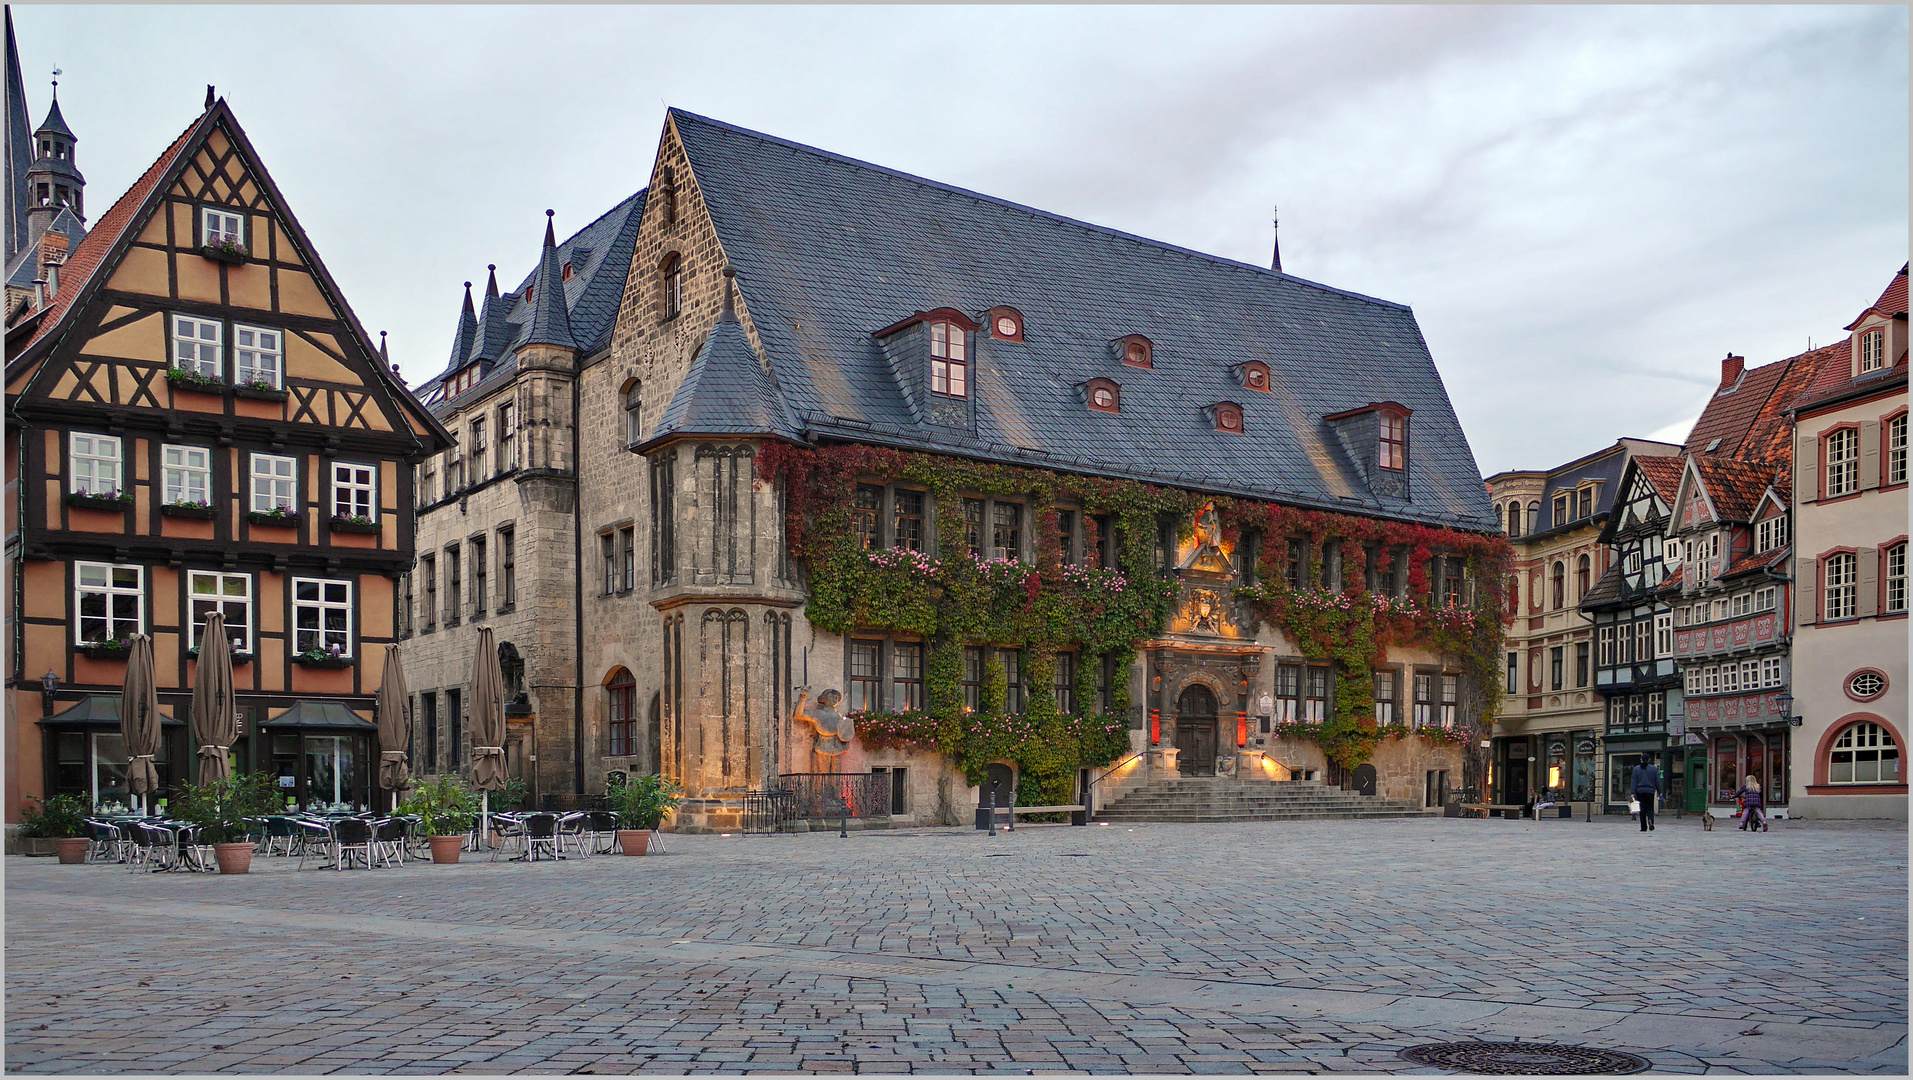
[1719,353,1744,391]
[40,232,67,296]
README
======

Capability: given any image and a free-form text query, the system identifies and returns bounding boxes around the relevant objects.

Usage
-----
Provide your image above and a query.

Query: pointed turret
[485,263,498,299]
[521,209,576,351]
[24,73,82,242]
[644,270,794,447]
[4,7,31,263]
[446,281,477,368]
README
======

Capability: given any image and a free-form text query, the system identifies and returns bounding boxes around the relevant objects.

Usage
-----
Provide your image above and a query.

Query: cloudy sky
[15,5,1907,475]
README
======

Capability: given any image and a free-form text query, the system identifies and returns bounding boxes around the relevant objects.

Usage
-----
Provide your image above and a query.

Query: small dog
[1701,810,1716,831]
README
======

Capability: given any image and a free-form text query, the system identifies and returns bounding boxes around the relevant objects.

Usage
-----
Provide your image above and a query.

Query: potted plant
[233,378,286,401]
[327,513,381,535]
[292,644,352,668]
[63,489,132,511]
[19,795,93,862]
[173,771,278,874]
[160,498,218,520]
[76,637,132,660]
[607,773,681,855]
[246,503,299,527]
[165,366,226,393]
[187,644,254,665]
[400,774,477,864]
[200,235,249,264]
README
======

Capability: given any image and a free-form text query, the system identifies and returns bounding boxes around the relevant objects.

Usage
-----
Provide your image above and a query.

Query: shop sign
[1576,740,1595,755]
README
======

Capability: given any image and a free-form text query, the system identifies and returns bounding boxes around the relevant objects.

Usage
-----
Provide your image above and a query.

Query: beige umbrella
[118,634,162,813]
[376,643,412,810]
[469,626,508,835]
[191,612,238,785]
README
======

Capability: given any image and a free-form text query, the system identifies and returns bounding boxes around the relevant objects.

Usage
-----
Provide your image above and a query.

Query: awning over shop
[37,694,184,727]
[259,701,377,731]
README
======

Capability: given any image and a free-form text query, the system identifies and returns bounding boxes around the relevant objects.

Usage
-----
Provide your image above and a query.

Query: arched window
[659,253,683,320]
[1576,554,1591,598]
[1829,721,1898,784]
[1083,378,1120,414]
[1551,561,1566,609]
[606,669,636,757]
[1526,501,1539,534]
[623,380,643,446]
[1506,502,1522,538]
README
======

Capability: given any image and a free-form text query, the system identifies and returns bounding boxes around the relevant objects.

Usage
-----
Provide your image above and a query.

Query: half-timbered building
[3,91,448,821]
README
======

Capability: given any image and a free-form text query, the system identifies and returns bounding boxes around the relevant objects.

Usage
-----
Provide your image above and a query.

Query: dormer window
[1208,402,1244,433]
[562,262,574,282]
[1860,328,1886,373]
[1082,378,1120,413]
[1236,361,1271,392]
[1577,485,1594,519]
[988,306,1024,342]
[1378,409,1407,471]
[200,207,244,248]
[930,320,968,397]
[1115,335,1153,369]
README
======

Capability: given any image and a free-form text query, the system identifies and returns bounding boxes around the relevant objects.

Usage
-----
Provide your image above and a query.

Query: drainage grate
[1401,1042,1650,1075]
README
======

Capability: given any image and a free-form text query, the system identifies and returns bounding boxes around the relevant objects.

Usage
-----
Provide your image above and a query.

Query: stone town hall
[403,109,1503,829]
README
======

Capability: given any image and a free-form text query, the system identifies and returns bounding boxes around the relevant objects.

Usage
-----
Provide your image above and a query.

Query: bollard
[987,782,996,838]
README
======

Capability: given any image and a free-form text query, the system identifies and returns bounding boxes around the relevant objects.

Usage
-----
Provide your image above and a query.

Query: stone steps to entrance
[1094,777,1431,823]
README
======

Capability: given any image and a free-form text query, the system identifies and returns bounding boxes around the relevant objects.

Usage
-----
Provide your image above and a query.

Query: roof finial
[485,264,498,299]
[379,330,389,364]
[1269,204,1282,274]
[50,70,59,100]
[205,84,215,110]
[544,208,556,248]
[461,280,474,315]
[720,266,737,323]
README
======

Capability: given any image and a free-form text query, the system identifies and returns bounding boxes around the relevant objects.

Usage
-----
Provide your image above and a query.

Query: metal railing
[775,773,891,819]
[741,790,797,834]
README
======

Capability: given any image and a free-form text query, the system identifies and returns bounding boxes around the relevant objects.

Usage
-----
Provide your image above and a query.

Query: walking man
[1631,755,1663,832]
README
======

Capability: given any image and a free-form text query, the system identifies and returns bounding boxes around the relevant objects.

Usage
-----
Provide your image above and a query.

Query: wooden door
[1176,685,1217,777]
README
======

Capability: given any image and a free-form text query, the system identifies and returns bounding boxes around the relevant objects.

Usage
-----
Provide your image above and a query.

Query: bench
[975,804,1088,828]
[1459,803,1527,819]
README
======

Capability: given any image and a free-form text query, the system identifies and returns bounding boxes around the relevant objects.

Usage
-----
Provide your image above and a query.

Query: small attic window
[562,262,574,282]
[1859,328,1886,373]
[988,306,1024,342]
[1705,437,1723,453]
[1238,361,1271,392]
[1378,409,1407,471]
[1210,402,1244,433]
[1115,335,1153,369]
[1083,378,1121,414]
[524,284,534,303]
[931,320,968,398]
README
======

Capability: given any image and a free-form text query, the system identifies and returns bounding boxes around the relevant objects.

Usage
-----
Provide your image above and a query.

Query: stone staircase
[1092,776,1434,823]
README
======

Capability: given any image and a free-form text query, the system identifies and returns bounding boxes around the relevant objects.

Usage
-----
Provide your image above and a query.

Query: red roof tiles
[1635,455,1686,502]
[1689,457,1783,524]
[1683,342,1839,465]
[1722,546,1788,581]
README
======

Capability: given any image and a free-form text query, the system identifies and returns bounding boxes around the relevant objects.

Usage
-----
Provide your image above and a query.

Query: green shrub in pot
[398,774,478,838]
[173,772,279,844]
[19,794,92,839]
[608,773,682,831]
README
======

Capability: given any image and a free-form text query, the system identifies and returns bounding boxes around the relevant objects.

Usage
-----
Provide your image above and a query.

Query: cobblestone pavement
[5,815,1906,1074]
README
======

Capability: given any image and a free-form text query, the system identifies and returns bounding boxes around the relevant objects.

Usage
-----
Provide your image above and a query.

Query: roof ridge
[503,187,646,295]
[668,107,1412,314]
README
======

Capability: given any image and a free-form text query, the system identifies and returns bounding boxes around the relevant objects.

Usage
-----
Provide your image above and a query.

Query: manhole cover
[1401,1042,1650,1075]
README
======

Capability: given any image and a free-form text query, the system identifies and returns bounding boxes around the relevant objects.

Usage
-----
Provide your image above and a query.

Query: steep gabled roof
[1635,455,1686,503]
[670,109,1497,532]
[1793,264,1909,415]
[1579,564,1624,610]
[1684,344,1836,464]
[1682,457,1781,526]
[1844,262,1909,331]
[522,214,577,351]
[646,292,796,446]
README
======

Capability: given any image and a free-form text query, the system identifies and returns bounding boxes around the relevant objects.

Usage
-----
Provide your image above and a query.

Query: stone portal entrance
[1175,685,1217,777]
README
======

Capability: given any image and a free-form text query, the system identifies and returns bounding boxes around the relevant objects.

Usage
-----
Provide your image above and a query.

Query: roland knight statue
[792,687,855,774]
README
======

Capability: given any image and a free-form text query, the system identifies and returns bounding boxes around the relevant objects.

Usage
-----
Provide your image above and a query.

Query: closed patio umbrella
[376,644,412,810]
[469,626,508,836]
[191,612,238,785]
[119,634,162,814]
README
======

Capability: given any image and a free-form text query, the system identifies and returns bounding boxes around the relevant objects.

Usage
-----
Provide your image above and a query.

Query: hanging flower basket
[328,515,381,535]
[200,240,249,264]
[64,491,131,511]
[246,508,299,528]
[292,649,353,669]
[188,645,253,665]
[76,639,132,660]
[165,368,226,394]
[233,382,287,402]
[160,501,217,520]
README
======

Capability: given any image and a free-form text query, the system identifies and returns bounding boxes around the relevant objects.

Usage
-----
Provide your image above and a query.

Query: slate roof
[522,216,577,351]
[4,8,31,265]
[1683,343,1836,464]
[670,110,1498,532]
[421,189,646,411]
[1579,565,1624,610]
[3,205,85,288]
[34,95,72,139]
[650,295,793,443]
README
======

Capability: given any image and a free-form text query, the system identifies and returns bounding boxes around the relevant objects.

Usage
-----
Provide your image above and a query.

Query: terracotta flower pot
[54,838,90,864]
[429,835,464,864]
[212,842,254,875]
[616,829,651,856]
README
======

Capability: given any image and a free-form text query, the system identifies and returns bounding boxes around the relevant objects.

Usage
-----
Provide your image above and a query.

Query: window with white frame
[1826,428,1860,497]
[250,453,297,513]
[68,432,121,495]
[1412,673,1434,726]
[188,570,252,653]
[1828,721,1898,784]
[1597,624,1615,667]
[1721,661,1739,694]
[74,562,142,644]
[1755,587,1776,612]
[332,462,376,521]
[1890,414,1907,486]
[1648,691,1665,725]
[1755,515,1787,553]
[200,206,244,247]
[1703,666,1720,695]
[1760,656,1782,688]
[1713,598,1729,623]
[1732,593,1751,617]
[1683,667,1697,695]
[1824,552,1857,620]
[930,321,968,398]
[1859,328,1886,373]
[1674,606,1688,628]
[1887,543,1907,615]
[161,445,211,505]
[1655,612,1673,657]
[233,325,281,388]
[171,314,222,379]
[1741,659,1759,692]
[1377,669,1398,724]
[1439,674,1459,728]
[293,578,353,656]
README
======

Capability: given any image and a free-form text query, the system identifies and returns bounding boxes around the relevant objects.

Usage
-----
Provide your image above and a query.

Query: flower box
[199,242,249,265]
[76,641,131,660]
[64,491,131,512]
[160,502,218,520]
[327,516,381,535]
[246,510,299,528]
[188,646,253,666]
[233,383,287,402]
[292,652,353,669]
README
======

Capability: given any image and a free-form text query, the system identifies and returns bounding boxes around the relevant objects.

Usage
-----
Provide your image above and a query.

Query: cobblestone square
[5,816,1906,1074]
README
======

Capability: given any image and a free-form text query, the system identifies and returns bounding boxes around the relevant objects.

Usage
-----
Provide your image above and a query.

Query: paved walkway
[5,816,1905,1074]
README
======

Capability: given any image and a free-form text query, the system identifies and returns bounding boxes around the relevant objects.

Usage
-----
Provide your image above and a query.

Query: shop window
[1829,721,1898,784]
[293,578,353,656]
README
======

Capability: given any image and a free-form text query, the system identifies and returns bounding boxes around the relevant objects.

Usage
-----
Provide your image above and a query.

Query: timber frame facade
[4,97,449,821]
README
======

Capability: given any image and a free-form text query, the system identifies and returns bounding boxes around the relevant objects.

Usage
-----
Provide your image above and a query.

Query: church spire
[4,6,32,263]
[447,280,478,369]
[23,64,82,240]
[521,209,576,351]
